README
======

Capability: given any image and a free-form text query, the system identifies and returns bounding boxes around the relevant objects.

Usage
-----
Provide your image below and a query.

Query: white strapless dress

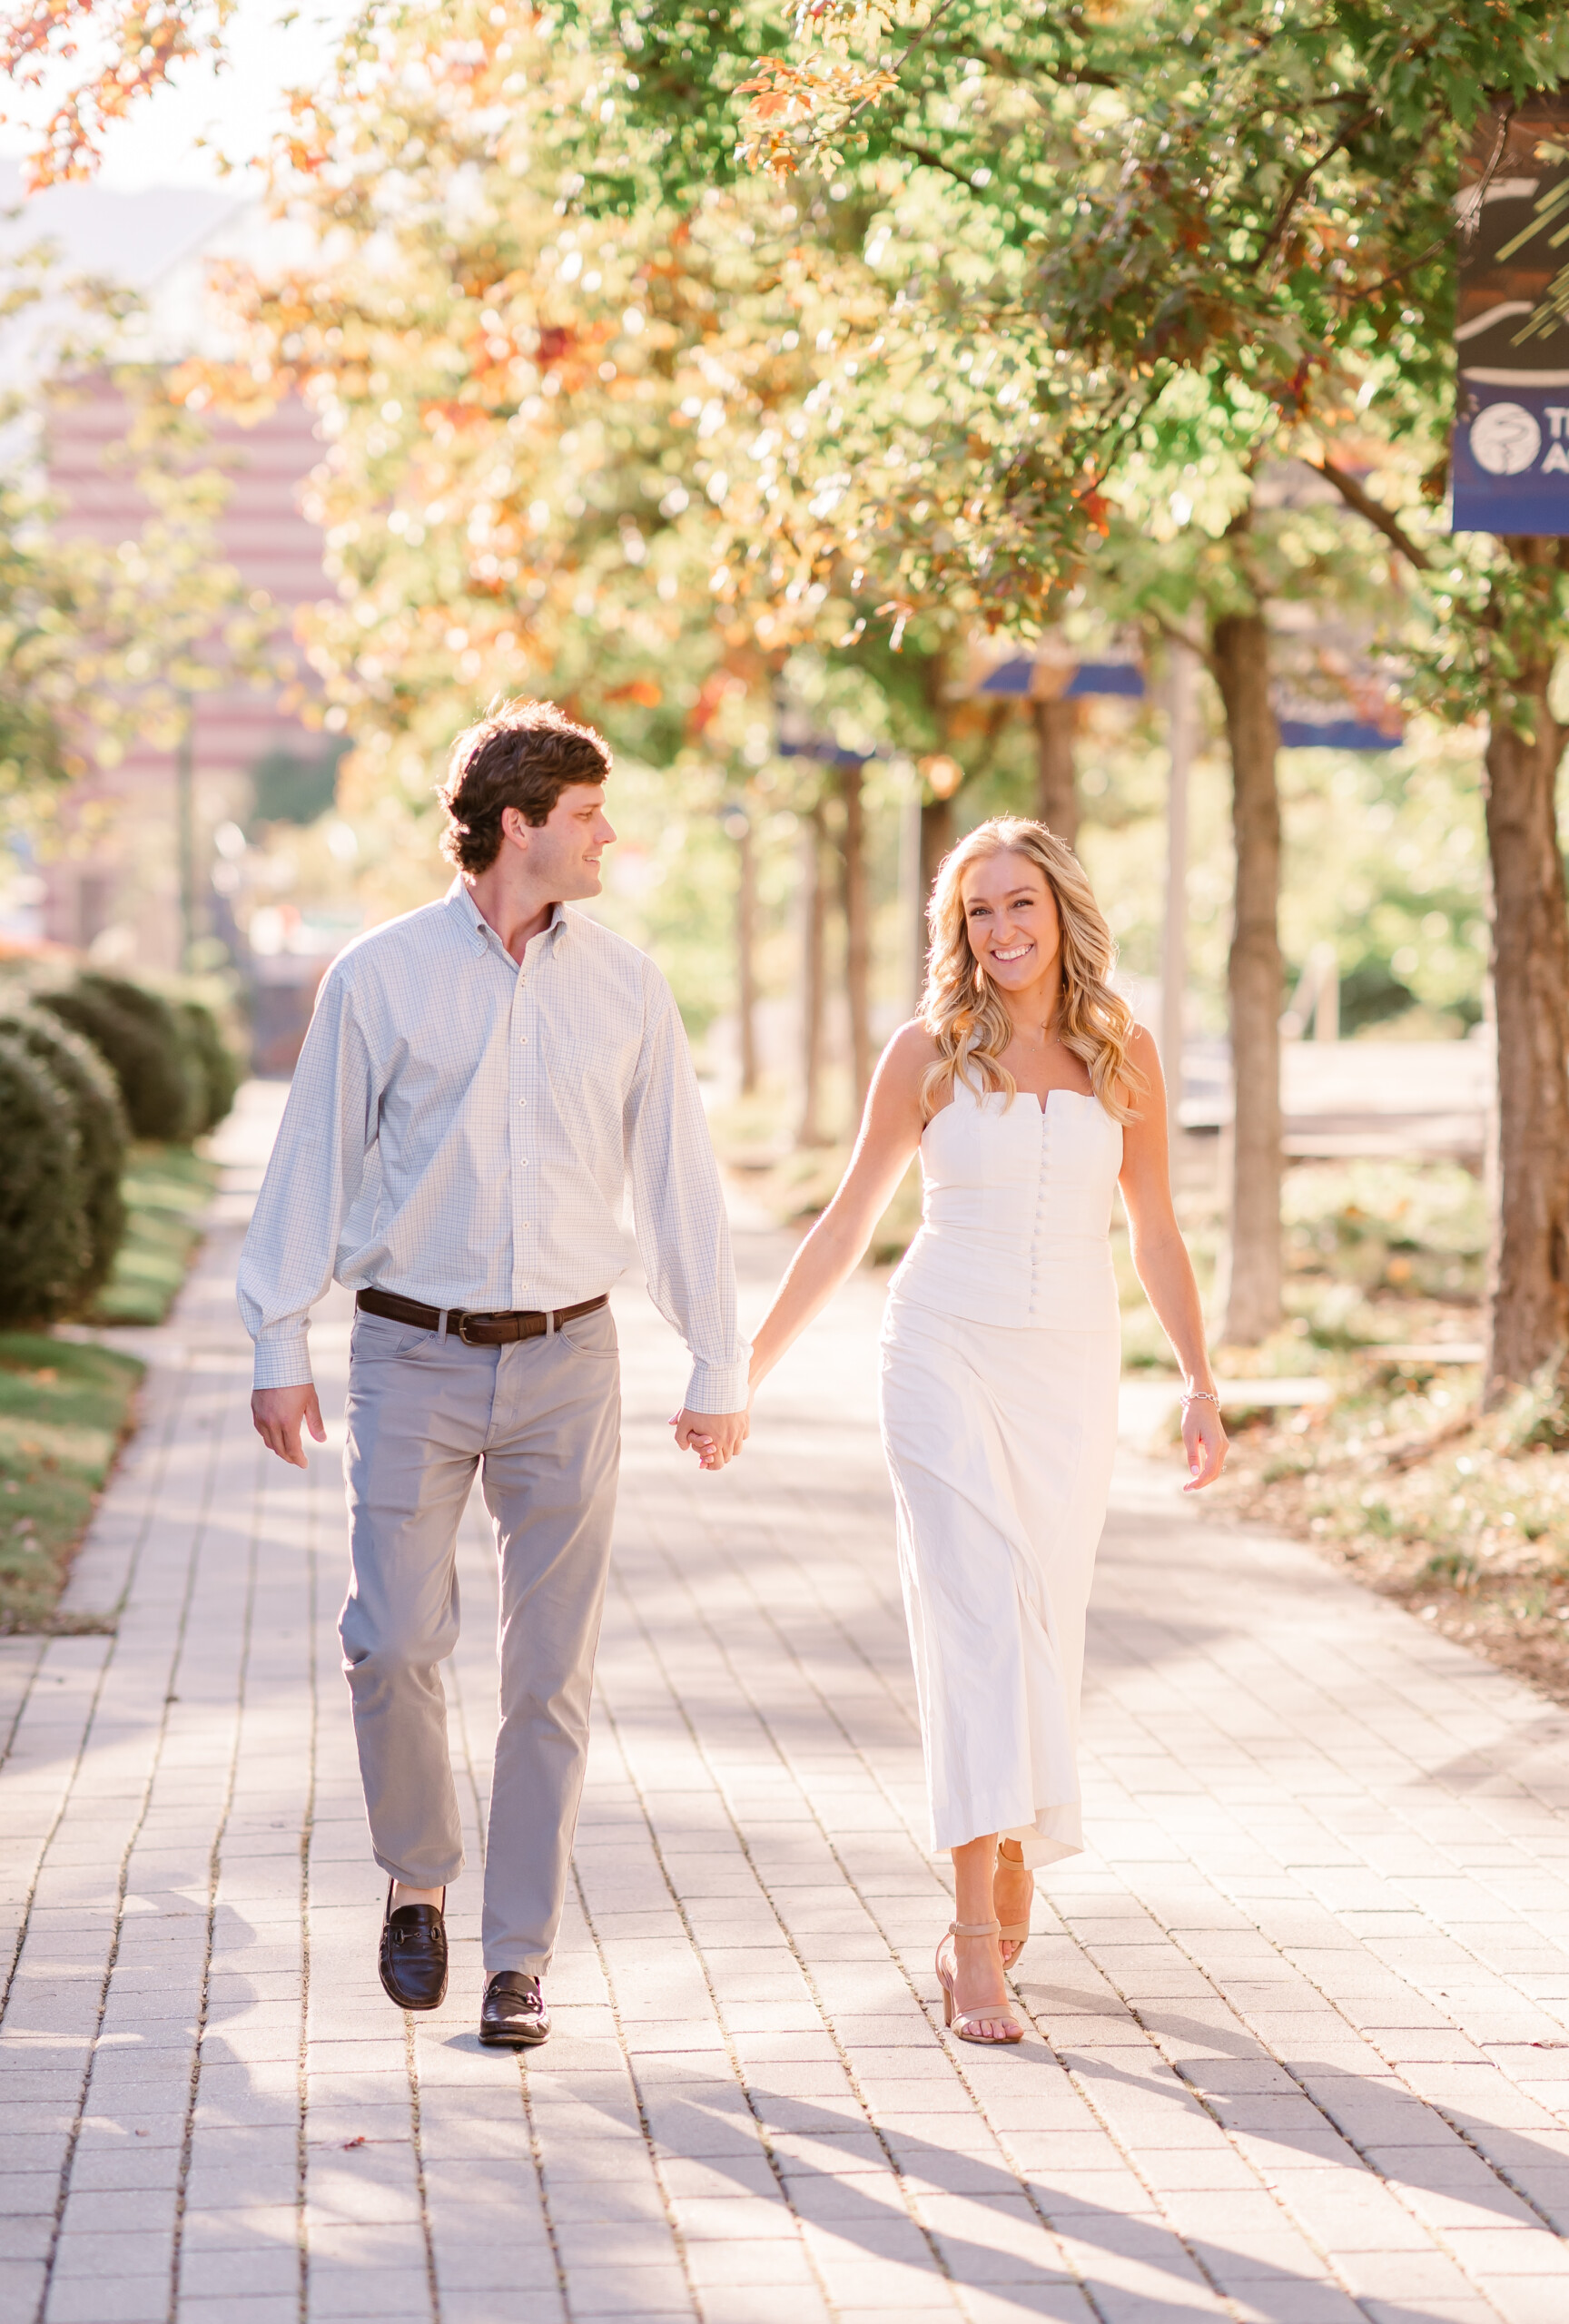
[879,1078,1123,1866]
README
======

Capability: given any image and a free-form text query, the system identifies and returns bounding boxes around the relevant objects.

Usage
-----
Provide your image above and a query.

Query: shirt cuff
[252,1331,315,1392]
[683,1357,750,1415]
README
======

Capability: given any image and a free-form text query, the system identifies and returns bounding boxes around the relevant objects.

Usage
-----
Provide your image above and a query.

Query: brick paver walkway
[6,1085,1569,2324]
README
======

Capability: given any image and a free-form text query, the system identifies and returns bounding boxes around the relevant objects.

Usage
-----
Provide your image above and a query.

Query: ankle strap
[949,1918,1001,1937]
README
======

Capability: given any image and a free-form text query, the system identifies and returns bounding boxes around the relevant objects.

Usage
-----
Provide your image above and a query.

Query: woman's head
[919,817,1141,1121]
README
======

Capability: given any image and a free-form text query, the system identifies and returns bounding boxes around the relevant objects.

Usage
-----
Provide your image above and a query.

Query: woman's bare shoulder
[885,1017,942,1061]
[1118,1022,1164,1116]
[878,1019,942,1079]
[866,1019,942,1116]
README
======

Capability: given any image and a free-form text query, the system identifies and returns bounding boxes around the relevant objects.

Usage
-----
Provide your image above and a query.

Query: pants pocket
[557,1305,617,1359]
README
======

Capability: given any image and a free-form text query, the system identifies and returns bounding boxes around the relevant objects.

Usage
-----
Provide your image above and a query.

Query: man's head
[439,698,615,899]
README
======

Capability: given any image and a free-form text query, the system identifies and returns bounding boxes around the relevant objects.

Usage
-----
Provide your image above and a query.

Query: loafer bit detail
[378,1882,449,2012]
[480,1970,550,2047]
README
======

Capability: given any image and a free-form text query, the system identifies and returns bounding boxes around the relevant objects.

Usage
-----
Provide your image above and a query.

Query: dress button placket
[1028,1107,1040,1315]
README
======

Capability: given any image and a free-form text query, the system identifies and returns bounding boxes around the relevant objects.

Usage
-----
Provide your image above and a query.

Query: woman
[747,818,1227,2044]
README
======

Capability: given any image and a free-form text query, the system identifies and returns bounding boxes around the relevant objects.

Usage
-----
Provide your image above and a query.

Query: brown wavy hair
[439,697,612,873]
[919,816,1144,1124]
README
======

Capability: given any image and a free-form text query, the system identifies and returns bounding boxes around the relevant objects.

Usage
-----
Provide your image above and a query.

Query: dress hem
[931,1806,1083,1872]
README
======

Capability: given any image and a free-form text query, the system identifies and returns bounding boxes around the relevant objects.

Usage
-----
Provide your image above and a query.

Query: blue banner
[1454,95,1569,539]
[1453,379,1569,536]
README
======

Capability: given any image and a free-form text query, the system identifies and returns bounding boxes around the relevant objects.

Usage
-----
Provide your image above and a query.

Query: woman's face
[960,852,1062,995]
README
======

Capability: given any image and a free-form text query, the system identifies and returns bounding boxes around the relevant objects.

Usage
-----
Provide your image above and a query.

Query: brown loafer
[480,1970,550,2047]
[379,1881,448,2012]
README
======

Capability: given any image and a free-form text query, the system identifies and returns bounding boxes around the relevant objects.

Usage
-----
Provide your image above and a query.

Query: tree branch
[1341,103,1512,309]
[890,135,985,191]
[1250,109,1378,277]
[850,0,960,122]
[967,43,1119,93]
[1308,452,1430,572]
[1147,606,1216,677]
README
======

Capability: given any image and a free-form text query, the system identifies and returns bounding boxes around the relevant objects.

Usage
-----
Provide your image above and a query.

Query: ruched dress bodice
[889,1079,1123,1330]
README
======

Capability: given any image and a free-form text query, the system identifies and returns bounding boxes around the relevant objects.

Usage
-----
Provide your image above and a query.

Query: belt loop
[438,1308,449,1346]
[544,1305,556,1339]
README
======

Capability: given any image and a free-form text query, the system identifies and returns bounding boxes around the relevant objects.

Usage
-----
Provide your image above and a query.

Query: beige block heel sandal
[935,1918,1024,2044]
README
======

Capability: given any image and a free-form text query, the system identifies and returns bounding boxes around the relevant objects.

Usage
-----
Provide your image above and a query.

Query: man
[239,698,748,2047]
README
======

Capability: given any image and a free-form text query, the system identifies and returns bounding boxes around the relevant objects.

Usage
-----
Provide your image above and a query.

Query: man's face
[507,783,617,898]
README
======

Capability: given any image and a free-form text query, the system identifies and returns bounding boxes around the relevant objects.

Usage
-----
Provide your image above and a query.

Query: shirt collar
[449,879,569,959]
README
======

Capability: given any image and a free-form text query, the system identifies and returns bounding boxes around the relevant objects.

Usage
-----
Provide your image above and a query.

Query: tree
[25,2,1569,1377]
[610,0,1569,1369]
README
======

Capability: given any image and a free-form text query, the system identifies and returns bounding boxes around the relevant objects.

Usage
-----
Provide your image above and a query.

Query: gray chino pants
[340,1301,621,1976]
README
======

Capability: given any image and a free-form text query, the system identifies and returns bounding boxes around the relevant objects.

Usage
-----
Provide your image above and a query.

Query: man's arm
[238,969,377,1460]
[626,974,750,1469]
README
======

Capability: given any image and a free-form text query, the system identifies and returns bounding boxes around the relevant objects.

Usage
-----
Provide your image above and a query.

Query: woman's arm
[1117,1027,1228,1491]
[749,1023,933,1394]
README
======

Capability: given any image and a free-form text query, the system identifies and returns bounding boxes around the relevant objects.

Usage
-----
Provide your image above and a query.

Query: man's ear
[498,804,532,852]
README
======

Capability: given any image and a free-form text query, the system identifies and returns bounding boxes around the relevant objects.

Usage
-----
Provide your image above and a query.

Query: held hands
[670,1406,749,1472]
[1181,1395,1228,1492]
[252,1385,327,1469]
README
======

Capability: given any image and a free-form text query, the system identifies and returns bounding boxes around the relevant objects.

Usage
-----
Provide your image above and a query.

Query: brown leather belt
[356,1287,609,1346]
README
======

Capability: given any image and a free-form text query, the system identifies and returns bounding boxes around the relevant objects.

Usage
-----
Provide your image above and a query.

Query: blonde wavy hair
[919,817,1145,1125]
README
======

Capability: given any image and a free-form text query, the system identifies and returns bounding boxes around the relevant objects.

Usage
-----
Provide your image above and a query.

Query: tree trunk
[735,812,758,1096]
[917,794,953,1005]
[1160,644,1199,1140]
[1032,696,1079,849]
[839,761,873,1118]
[797,802,829,1147]
[920,795,953,908]
[1211,608,1283,1345]
[1482,662,1569,1396]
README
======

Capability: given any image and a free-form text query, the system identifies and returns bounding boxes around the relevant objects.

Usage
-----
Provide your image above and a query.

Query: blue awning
[1065,662,1145,699]
[977,656,1144,699]
[1277,716,1402,752]
[776,736,877,766]
[976,656,1034,696]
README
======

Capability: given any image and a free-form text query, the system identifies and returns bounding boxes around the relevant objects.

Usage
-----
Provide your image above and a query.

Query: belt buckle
[456,1311,497,1345]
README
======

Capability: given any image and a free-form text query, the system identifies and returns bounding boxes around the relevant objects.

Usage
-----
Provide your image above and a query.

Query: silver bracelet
[1180,1387,1220,1410]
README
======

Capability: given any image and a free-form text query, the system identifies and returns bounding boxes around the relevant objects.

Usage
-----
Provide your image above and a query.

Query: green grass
[89,1142,219,1326]
[0,1334,145,1632]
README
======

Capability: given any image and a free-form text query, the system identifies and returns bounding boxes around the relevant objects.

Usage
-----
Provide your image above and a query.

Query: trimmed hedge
[0,1034,88,1328]
[0,1006,128,1305]
[2,970,242,1327]
[38,975,202,1140]
[175,997,241,1134]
